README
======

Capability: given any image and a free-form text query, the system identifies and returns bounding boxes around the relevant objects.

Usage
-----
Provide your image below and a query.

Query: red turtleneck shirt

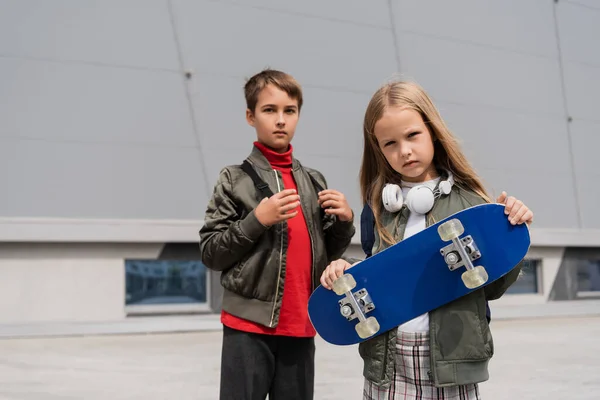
[220,142,316,337]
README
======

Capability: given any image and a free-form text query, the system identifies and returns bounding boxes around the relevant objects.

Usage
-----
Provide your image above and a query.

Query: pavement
[0,300,599,399]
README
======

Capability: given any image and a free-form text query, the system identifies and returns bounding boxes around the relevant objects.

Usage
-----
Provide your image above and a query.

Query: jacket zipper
[269,169,284,327]
[427,195,440,383]
[308,204,316,291]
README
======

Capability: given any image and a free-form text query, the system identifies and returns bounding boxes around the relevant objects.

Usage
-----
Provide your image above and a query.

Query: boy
[199,69,356,400]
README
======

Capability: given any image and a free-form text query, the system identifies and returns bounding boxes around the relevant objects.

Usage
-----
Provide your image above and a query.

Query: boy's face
[246,84,299,153]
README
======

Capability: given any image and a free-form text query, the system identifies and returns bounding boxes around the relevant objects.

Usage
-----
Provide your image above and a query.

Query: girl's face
[373,107,438,183]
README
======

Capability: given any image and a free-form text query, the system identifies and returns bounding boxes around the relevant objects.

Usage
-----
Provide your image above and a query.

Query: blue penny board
[308,203,530,346]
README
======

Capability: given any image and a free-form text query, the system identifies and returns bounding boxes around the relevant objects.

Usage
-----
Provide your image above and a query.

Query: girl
[320,81,533,399]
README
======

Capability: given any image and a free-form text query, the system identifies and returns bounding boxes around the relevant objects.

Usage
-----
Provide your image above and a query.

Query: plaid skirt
[363,330,481,400]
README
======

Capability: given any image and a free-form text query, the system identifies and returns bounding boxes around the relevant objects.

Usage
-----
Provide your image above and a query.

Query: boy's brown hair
[244,69,303,113]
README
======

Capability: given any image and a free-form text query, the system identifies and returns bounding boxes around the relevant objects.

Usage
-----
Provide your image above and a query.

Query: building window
[125,260,207,305]
[506,259,539,294]
[578,260,600,294]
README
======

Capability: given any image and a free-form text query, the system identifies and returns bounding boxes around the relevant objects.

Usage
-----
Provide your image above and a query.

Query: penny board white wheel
[355,316,380,339]
[332,274,357,296]
[461,266,489,289]
[438,218,465,242]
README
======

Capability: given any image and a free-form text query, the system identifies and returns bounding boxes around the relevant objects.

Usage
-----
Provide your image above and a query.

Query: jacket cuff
[342,256,362,265]
[335,215,356,233]
[239,210,270,240]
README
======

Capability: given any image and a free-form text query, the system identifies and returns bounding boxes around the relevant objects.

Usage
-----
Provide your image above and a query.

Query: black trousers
[219,325,315,400]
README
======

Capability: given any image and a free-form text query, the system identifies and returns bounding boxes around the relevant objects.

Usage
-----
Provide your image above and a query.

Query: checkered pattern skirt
[363,330,481,400]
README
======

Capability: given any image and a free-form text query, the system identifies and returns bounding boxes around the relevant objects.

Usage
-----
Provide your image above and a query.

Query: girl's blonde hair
[360,81,491,246]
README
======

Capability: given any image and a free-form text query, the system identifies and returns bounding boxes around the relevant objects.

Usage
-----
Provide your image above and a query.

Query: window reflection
[578,260,600,293]
[125,260,207,305]
[506,259,539,294]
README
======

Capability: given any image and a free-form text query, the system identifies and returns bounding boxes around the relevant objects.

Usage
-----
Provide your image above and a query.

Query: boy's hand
[320,259,353,289]
[255,189,300,227]
[318,189,353,222]
[496,191,534,226]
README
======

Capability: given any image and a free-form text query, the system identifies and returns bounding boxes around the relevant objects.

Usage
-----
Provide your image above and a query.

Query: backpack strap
[241,160,274,199]
[360,203,375,258]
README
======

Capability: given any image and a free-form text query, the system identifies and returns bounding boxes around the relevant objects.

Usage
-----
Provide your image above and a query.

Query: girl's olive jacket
[356,184,521,388]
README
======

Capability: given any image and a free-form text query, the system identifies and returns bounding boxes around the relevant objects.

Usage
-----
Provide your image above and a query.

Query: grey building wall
[1,0,598,241]
[0,1,598,326]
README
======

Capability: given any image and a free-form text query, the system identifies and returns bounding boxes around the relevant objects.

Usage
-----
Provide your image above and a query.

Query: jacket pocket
[232,259,247,280]
[358,333,387,383]
[221,247,279,302]
[476,291,494,358]
[435,291,490,361]
[220,257,252,294]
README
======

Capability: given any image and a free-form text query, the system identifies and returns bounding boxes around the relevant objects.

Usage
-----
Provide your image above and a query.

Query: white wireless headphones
[382,170,454,215]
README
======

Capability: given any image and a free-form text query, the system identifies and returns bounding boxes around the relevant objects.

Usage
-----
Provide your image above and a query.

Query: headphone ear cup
[382,184,403,213]
[439,180,452,195]
[405,186,435,215]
